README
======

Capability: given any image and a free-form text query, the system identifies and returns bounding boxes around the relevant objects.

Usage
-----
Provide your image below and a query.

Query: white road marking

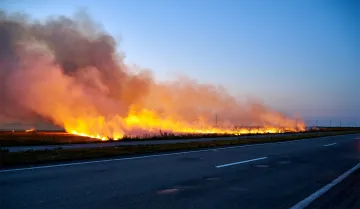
[0,141,290,173]
[215,157,268,168]
[323,143,337,147]
[0,150,212,173]
[0,134,353,173]
[290,162,360,209]
[157,188,179,194]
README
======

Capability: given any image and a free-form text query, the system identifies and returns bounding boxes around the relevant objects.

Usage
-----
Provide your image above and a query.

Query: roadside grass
[0,131,281,147]
[0,132,99,147]
[2,127,360,147]
[1,131,359,168]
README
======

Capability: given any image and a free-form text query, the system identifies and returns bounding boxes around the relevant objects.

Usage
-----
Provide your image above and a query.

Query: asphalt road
[1,134,359,209]
[6,132,329,152]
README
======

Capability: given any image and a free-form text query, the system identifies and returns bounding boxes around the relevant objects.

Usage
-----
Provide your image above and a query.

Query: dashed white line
[290,162,360,209]
[215,157,268,168]
[323,143,337,147]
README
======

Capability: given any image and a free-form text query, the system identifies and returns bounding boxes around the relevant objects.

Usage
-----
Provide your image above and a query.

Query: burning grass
[1,131,359,168]
[1,127,360,147]
[0,130,289,147]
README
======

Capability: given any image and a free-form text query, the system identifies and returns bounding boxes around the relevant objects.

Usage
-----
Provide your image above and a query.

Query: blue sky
[2,0,360,125]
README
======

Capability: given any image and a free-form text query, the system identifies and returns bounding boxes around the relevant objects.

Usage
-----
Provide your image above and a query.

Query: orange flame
[68,107,305,140]
[70,131,108,141]
[25,128,35,132]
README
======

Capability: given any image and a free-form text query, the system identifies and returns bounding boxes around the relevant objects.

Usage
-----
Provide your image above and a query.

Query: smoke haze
[0,10,304,138]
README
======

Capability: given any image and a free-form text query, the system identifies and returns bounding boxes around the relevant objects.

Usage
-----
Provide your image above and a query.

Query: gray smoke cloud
[0,10,304,136]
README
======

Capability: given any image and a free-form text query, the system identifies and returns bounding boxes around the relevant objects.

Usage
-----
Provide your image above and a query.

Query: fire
[25,128,35,132]
[68,107,305,140]
[0,11,306,142]
[70,131,108,141]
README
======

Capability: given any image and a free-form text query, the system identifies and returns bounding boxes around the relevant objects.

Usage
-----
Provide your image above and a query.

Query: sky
[1,0,359,126]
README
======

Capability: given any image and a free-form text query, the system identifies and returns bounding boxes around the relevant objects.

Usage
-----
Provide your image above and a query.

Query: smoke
[0,10,304,137]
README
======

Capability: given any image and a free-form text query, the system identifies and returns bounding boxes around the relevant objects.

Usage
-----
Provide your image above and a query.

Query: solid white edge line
[0,149,209,173]
[215,157,268,168]
[323,143,337,147]
[0,140,290,173]
[290,162,360,209]
[0,134,354,173]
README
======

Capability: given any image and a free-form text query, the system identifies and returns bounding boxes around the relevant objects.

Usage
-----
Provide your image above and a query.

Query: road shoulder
[308,164,360,209]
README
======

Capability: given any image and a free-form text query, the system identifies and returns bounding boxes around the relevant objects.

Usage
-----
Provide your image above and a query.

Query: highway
[1,134,359,209]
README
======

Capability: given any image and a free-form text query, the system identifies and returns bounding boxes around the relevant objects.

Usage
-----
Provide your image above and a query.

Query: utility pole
[340,121,342,127]
[215,114,218,127]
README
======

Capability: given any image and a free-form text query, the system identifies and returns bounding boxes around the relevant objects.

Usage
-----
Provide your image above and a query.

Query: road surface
[1,134,359,209]
[6,132,329,152]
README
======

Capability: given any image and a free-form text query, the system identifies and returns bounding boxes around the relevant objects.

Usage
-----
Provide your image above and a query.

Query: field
[1,130,360,168]
[1,127,360,147]
[0,130,287,147]
[0,131,100,147]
